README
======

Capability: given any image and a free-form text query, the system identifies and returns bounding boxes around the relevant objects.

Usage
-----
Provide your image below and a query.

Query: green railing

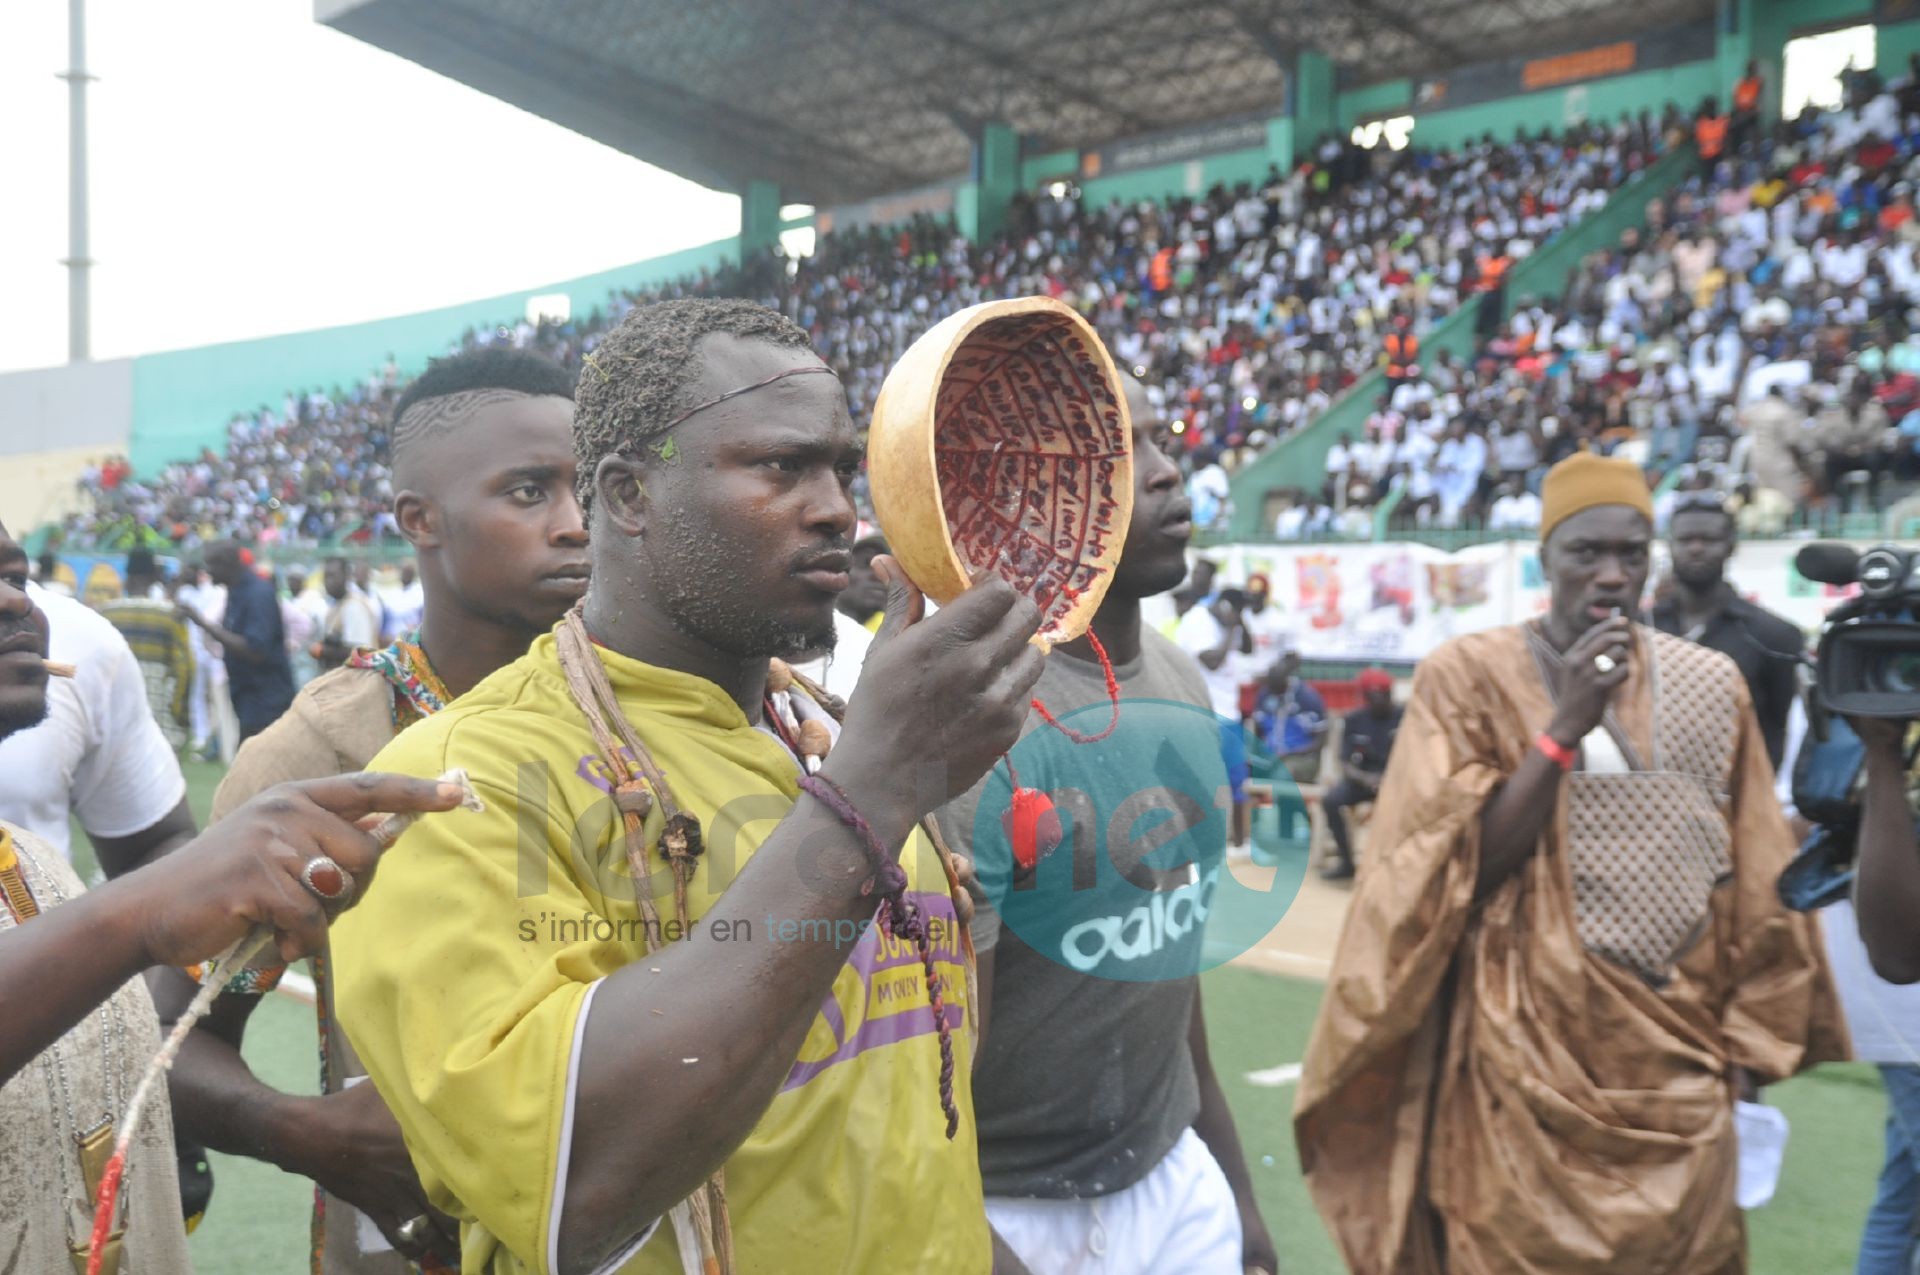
[1225,142,1698,541]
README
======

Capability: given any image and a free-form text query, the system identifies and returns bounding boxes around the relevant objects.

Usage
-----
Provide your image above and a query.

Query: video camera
[1780,542,1920,911]
[1798,541,1920,719]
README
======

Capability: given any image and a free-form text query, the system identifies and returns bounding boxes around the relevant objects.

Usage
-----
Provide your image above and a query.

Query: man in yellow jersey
[331,298,1045,1274]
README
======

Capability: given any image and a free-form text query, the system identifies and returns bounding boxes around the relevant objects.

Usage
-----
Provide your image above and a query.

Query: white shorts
[985,1127,1242,1274]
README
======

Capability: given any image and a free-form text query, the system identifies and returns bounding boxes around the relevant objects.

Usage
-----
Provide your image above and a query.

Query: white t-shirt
[1241,603,1295,680]
[325,588,382,650]
[293,588,330,640]
[0,586,187,860]
[177,580,227,678]
[1488,491,1543,530]
[1188,464,1232,529]
[792,609,875,704]
[381,580,425,641]
[1173,606,1246,719]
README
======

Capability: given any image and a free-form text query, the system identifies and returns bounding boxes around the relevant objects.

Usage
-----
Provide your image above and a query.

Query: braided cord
[798,774,959,1139]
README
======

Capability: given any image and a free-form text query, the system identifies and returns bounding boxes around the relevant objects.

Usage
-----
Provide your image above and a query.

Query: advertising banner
[1192,539,1881,663]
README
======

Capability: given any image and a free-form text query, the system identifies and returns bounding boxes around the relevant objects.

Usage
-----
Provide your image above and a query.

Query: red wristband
[1535,732,1577,771]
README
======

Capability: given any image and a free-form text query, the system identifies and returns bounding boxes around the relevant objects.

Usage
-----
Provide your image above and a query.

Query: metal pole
[58,0,93,362]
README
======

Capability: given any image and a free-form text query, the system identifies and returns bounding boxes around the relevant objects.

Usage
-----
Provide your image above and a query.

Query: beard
[0,692,50,741]
[663,588,837,661]
[1673,562,1723,591]
[651,507,840,661]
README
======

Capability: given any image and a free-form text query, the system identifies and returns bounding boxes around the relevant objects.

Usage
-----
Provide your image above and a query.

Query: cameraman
[1853,718,1920,983]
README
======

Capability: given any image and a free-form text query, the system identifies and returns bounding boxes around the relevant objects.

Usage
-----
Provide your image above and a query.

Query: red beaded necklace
[1001,628,1121,871]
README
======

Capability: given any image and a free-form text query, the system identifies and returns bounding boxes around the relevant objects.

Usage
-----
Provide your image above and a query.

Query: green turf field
[73,760,1891,1274]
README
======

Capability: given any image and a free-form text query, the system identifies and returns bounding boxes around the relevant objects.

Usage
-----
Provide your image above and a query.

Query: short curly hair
[392,346,575,427]
[573,297,815,514]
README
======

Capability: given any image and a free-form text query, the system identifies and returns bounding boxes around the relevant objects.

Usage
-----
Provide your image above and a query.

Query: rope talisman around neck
[554,608,733,1275]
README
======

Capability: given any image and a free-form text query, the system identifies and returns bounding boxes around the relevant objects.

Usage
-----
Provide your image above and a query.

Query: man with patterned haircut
[1297,452,1846,1274]
[173,347,590,1272]
[331,298,1045,1274]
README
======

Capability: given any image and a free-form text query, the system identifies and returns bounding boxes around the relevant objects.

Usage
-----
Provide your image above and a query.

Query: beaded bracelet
[798,774,907,899]
[797,774,958,1138]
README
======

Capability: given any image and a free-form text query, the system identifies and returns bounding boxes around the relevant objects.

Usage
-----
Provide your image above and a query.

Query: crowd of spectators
[55,101,1676,552]
[1285,57,1920,539]
[84,65,1920,553]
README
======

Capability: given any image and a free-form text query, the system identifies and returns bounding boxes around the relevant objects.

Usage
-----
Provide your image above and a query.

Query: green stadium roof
[318,0,1712,207]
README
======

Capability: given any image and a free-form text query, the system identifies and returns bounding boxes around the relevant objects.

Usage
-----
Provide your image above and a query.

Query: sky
[0,0,741,373]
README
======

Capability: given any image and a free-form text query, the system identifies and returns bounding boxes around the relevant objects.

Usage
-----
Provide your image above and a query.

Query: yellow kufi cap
[1538,451,1653,542]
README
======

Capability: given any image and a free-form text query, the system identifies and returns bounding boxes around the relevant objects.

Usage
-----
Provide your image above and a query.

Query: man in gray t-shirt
[939,376,1276,1275]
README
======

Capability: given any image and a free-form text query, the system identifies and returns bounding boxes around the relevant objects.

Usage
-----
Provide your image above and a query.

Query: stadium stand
[1281,66,1920,540]
[52,64,1920,556]
[59,111,1669,552]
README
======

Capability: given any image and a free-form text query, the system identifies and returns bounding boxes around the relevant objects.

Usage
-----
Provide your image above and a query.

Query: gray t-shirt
[938,627,1226,1198]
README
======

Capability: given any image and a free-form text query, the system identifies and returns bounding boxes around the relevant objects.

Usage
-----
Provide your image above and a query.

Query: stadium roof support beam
[741,180,782,257]
[1216,0,1297,74]
[1294,49,1335,146]
[965,122,1021,244]
[1339,0,1472,68]
[845,0,1153,138]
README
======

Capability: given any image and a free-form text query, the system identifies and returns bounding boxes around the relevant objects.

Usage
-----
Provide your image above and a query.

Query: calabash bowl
[868,296,1134,645]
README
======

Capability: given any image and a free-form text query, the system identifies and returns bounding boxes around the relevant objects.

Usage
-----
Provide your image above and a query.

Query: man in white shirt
[1355,424,1395,482]
[175,563,230,758]
[1434,422,1487,527]
[1493,419,1540,486]
[792,608,874,703]
[315,556,382,669]
[379,562,426,641]
[0,581,194,869]
[1487,480,1543,531]
[1395,428,1439,482]
[1325,433,1354,486]
[1175,589,1255,853]
[1188,449,1233,531]
[1241,573,1296,677]
[290,566,331,637]
[1818,230,1870,290]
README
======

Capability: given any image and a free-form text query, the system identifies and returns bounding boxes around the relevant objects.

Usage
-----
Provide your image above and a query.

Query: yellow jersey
[330,633,986,1274]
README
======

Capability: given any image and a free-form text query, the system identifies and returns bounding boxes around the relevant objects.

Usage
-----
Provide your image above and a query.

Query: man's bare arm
[1854,719,1920,983]
[91,795,197,878]
[1477,616,1630,899]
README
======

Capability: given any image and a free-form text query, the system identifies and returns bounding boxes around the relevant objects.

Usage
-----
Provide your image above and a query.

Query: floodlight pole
[59,0,94,362]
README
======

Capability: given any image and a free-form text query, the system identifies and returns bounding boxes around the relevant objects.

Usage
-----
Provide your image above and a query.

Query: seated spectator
[1817,374,1892,506]
[1487,479,1543,530]
[1252,654,1328,785]
[1320,668,1403,880]
[1188,446,1233,531]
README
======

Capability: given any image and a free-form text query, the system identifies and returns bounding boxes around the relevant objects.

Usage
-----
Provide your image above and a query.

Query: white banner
[1190,539,1889,663]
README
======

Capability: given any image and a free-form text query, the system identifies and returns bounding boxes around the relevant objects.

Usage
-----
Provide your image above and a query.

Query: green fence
[1224,143,1697,541]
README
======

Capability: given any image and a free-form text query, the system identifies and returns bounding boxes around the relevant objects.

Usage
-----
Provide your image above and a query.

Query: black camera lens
[1870,648,1920,696]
